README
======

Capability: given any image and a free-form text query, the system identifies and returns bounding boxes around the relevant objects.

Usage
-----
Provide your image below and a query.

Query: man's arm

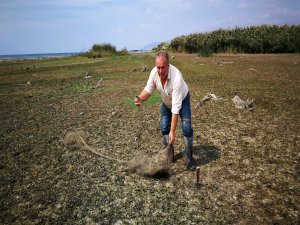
[169,114,179,144]
[135,90,151,106]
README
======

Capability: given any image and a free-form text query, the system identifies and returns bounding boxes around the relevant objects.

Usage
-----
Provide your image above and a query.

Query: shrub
[82,43,128,58]
[152,42,170,52]
[197,48,214,57]
[92,43,116,53]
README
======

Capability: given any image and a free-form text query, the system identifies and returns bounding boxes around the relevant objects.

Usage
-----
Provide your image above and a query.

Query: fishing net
[63,132,172,177]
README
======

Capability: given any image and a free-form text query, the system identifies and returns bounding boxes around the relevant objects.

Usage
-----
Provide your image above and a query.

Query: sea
[0,52,80,61]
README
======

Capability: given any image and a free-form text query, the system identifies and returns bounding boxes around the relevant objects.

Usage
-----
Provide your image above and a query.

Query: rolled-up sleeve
[144,69,156,95]
[171,77,183,114]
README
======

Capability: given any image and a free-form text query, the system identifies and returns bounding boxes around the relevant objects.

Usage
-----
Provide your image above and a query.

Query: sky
[0,0,300,55]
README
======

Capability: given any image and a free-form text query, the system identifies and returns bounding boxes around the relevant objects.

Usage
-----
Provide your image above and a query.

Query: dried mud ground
[0,53,299,224]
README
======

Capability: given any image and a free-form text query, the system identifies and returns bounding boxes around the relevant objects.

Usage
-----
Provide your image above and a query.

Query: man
[134,51,196,171]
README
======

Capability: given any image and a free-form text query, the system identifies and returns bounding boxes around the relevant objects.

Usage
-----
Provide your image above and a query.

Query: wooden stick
[196,166,200,184]
[95,78,103,87]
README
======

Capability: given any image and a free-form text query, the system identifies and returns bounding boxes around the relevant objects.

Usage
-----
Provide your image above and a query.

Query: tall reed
[170,25,300,54]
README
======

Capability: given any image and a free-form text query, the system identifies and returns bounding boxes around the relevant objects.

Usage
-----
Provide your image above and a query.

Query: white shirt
[144,64,189,114]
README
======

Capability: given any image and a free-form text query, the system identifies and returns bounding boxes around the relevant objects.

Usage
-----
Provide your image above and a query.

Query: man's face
[155,57,169,79]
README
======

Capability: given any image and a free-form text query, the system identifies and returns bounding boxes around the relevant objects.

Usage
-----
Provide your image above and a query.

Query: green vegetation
[126,92,161,108]
[82,43,129,58]
[170,24,300,54]
[197,48,214,57]
[152,42,170,52]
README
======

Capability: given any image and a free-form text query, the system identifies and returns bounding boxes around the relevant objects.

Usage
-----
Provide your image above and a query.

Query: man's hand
[169,114,178,144]
[134,96,142,106]
[134,91,151,107]
[169,131,175,145]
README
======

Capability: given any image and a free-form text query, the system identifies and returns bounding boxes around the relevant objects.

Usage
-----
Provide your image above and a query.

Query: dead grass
[0,53,299,224]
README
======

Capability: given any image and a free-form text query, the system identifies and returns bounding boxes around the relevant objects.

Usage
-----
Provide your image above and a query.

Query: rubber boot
[163,135,169,147]
[184,136,196,171]
[163,135,174,163]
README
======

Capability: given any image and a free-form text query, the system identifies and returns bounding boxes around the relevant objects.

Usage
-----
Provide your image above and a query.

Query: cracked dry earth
[0,53,299,224]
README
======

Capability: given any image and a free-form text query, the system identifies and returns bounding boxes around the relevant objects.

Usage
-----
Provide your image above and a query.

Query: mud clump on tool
[126,144,173,177]
[63,132,172,178]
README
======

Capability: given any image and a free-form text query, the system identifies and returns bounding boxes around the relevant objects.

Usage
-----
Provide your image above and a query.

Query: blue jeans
[160,93,193,137]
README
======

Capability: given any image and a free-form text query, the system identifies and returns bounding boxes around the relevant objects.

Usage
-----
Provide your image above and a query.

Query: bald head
[156,50,169,62]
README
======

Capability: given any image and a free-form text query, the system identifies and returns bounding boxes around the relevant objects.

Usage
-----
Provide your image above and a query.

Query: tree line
[170,25,300,54]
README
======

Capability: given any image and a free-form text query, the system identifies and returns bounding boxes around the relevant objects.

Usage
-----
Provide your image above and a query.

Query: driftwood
[232,95,254,110]
[194,93,255,111]
[95,78,103,88]
[246,68,258,72]
[84,72,93,79]
[20,81,31,86]
[194,93,223,108]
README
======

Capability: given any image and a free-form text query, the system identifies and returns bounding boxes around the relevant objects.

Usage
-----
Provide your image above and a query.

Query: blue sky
[0,0,299,54]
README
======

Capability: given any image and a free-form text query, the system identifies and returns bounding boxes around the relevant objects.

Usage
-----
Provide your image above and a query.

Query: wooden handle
[196,166,200,184]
